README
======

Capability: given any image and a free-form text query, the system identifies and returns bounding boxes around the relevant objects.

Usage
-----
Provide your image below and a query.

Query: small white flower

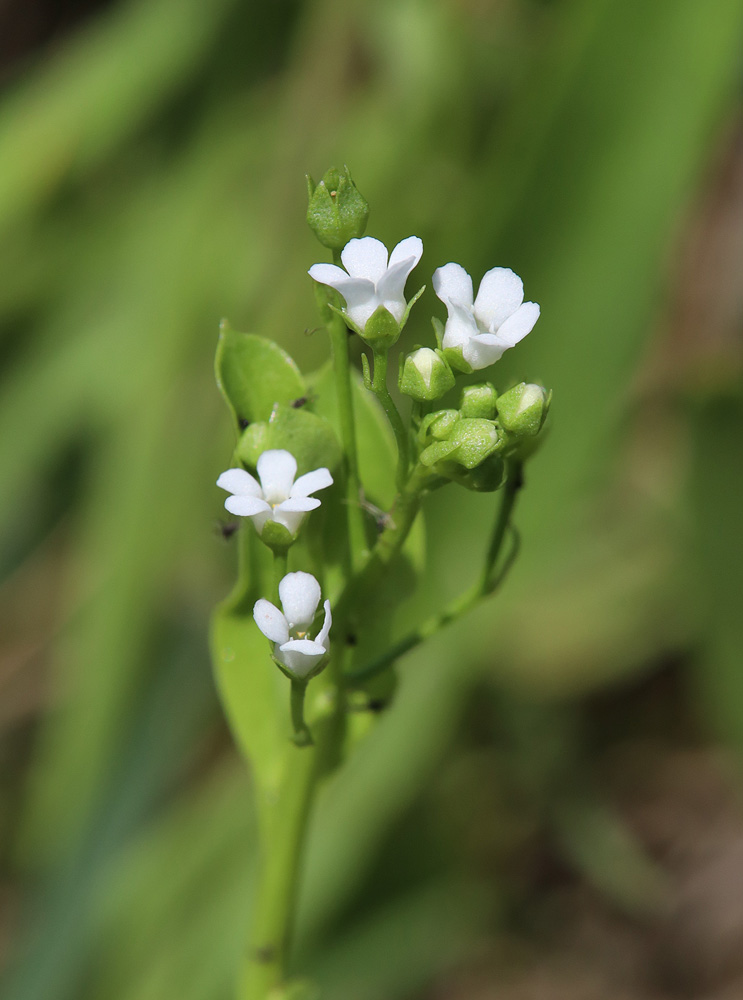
[253,572,332,678]
[309,235,423,330]
[433,263,540,371]
[217,450,332,536]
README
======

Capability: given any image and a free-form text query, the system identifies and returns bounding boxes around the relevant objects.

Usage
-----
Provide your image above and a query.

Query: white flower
[433,263,540,370]
[253,572,332,678]
[217,450,332,536]
[308,235,423,330]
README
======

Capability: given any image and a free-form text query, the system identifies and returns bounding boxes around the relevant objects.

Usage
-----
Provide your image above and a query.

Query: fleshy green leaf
[215,324,305,431]
[236,405,342,477]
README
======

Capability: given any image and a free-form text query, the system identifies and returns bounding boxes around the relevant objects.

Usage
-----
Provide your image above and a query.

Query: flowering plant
[210,166,551,1000]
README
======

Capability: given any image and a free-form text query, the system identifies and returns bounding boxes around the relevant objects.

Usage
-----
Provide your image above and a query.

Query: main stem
[240,746,317,1000]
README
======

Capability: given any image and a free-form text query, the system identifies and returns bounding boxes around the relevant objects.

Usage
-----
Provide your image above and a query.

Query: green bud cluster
[306,166,369,250]
[416,381,551,491]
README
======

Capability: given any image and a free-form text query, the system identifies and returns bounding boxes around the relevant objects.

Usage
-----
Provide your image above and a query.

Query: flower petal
[433,262,474,308]
[441,302,479,349]
[376,258,417,320]
[276,639,326,679]
[216,468,262,497]
[253,599,289,644]
[290,467,333,498]
[388,235,423,271]
[257,450,296,503]
[279,571,321,628]
[308,262,351,288]
[473,267,524,331]
[316,599,332,649]
[462,333,507,371]
[276,497,321,513]
[492,301,540,348]
[341,237,389,282]
[271,509,306,536]
[224,495,272,517]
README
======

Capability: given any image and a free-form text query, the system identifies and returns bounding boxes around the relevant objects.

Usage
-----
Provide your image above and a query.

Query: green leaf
[215,324,305,431]
[236,405,342,477]
[210,604,289,795]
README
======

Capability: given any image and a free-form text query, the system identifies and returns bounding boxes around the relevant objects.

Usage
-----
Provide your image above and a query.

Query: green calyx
[460,382,497,419]
[419,417,502,471]
[496,382,551,436]
[400,347,455,401]
[306,165,369,250]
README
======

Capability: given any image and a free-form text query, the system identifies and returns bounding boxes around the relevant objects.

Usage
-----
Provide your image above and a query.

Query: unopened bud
[460,382,497,419]
[496,382,551,436]
[306,166,369,250]
[400,348,455,401]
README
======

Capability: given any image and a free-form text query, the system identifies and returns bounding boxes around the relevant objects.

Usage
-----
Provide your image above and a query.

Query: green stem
[273,549,287,600]
[346,461,523,684]
[371,348,408,491]
[240,745,317,1000]
[289,679,313,747]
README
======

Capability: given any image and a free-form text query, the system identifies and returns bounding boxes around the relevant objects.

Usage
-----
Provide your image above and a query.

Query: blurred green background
[2,1,743,998]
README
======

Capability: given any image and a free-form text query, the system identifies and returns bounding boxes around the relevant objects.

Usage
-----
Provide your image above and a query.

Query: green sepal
[460,381,497,419]
[443,345,473,374]
[259,520,294,553]
[431,315,445,349]
[443,452,507,492]
[215,322,305,432]
[420,417,502,470]
[398,284,425,334]
[495,382,552,436]
[418,408,460,445]
[236,404,342,477]
[359,304,400,349]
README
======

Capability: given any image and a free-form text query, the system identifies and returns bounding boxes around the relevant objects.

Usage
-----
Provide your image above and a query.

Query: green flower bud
[460,382,497,419]
[400,348,455,401]
[420,417,502,470]
[419,408,460,445]
[306,166,369,250]
[496,382,551,436]
[447,452,506,492]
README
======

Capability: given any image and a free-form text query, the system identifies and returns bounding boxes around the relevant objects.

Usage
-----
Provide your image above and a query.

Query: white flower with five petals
[433,263,540,371]
[217,449,332,537]
[309,235,423,331]
[253,572,332,678]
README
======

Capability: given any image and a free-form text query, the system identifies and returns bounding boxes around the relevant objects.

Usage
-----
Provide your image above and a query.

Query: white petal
[253,599,289,644]
[290,467,333,498]
[441,302,479,350]
[341,237,389,282]
[224,495,272,517]
[432,263,474,308]
[388,235,423,270]
[474,267,524,331]
[346,293,384,330]
[376,258,417,320]
[308,262,352,288]
[493,301,540,347]
[279,571,321,628]
[276,639,326,679]
[216,468,262,497]
[257,450,296,503]
[316,599,332,649]
[276,497,321,513]
[461,333,506,371]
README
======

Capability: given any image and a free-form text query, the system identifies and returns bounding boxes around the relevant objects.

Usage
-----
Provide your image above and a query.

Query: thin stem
[346,461,523,684]
[371,348,409,491]
[290,679,313,747]
[273,549,287,600]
